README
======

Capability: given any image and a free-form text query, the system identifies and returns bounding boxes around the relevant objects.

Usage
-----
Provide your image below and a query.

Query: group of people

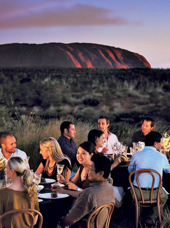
[0,115,170,227]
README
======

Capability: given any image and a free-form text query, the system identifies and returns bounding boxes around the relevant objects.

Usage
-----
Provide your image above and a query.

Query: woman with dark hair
[88,129,121,170]
[52,141,95,198]
[88,129,105,152]
[0,157,39,228]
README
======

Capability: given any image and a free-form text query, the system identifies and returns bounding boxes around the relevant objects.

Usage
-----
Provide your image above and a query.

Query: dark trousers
[130,187,168,222]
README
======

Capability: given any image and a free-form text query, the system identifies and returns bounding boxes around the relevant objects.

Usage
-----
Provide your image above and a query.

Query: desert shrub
[83,98,100,106]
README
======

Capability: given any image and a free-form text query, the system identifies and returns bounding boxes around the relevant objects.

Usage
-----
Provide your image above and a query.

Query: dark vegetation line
[0,67,170,125]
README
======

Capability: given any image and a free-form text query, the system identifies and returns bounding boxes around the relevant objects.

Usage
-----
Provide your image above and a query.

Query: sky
[0,0,170,69]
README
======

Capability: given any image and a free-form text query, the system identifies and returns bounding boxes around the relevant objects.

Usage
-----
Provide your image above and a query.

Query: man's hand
[51,184,64,193]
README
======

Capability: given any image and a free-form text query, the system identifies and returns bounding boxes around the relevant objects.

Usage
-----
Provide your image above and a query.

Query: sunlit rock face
[0,42,151,68]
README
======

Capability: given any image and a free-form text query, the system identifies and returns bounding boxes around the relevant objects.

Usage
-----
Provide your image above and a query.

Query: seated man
[58,121,77,167]
[97,115,119,155]
[132,116,155,143]
[53,153,115,227]
[128,131,170,225]
[0,132,30,167]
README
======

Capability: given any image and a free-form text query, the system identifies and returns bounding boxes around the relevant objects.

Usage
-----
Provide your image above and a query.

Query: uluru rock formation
[0,42,151,68]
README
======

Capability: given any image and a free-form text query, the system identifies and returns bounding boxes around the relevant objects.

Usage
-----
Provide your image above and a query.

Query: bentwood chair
[0,208,43,228]
[129,169,164,228]
[86,202,114,228]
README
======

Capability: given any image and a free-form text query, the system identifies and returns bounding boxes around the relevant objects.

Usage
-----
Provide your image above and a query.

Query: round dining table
[36,180,74,228]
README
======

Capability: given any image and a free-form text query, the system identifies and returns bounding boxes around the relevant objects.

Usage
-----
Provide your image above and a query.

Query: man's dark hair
[91,153,111,179]
[78,141,95,155]
[60,121,73,134]
[0,132,13,144]
[144,131,162,146]
[142,117,155,128]
[98,115,109,124]
[88,129,104,146]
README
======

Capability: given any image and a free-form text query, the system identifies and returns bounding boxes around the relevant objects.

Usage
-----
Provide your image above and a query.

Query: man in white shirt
[97,116,119,155]
[0,132,29,167]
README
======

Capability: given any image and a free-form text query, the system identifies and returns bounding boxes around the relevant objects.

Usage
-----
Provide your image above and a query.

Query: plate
[51,182,65,187]
[38,199,43,203]
[38,192,69,200]
[40,178,55,184]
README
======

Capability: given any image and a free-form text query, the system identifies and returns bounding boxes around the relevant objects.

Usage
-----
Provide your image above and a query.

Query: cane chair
[0,208,43,228]
[129,169,164,228]
[87,202,114,228]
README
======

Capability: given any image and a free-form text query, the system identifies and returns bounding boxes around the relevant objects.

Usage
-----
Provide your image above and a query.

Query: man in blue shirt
[128,131,170,225]
[58,121,77,168]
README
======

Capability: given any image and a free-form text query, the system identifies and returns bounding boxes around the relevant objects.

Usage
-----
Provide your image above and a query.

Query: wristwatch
[77,187,81,191]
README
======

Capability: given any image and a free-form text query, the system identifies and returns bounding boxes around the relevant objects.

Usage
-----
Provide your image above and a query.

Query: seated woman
[0,157,39,228]
[87,129,121,170]
[35,137,71,181]
[52,140,124,208]
[88,129,125,207]
[52,141,95,198]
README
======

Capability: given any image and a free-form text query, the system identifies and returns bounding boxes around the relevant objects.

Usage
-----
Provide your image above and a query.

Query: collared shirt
[58,135,76,167]
[68,181,115,228]
[0,148,30,168]
[132,130,145,143]
[97,131,119,155]
[128,146,170,188]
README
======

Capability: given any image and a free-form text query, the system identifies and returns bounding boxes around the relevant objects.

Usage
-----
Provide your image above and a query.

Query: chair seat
[0,208,43,228]
[86,202,114,228]
[129,169,163,228]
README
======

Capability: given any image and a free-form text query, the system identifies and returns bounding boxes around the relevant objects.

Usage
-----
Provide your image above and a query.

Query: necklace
[47,160,56,170]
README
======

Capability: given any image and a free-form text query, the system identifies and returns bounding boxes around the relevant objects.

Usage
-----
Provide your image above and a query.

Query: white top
[0,148,30,168]
[97,131,119,155]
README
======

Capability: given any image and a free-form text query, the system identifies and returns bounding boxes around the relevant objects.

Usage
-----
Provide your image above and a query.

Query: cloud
[0,1,135,29]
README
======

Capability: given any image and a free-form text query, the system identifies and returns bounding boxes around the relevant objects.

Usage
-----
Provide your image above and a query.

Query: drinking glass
[56,164,65,183]
[34,174,42,185]
[6,178,12,187]
[24,156,30,164]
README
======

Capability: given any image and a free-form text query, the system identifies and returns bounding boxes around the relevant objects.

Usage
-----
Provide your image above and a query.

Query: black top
[58,135,77,167]
[77,165,90,189]
[41,159,71,180]
[132,130,145,143]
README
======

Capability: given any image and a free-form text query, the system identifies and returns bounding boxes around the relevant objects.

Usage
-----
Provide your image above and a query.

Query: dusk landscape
[1,1,170,227]
[0,0,170,68]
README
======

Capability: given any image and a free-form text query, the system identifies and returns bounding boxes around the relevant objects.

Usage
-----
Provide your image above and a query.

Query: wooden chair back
[87,202,114,228]
[0,208,43,228]
[129,169,163,228]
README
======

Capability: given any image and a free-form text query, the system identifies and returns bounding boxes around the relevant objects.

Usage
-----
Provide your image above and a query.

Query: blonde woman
[35,137,72,181]
[0,156,39,228]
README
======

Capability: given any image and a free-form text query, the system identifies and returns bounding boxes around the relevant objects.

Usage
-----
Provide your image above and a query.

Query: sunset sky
[0,0,169,69]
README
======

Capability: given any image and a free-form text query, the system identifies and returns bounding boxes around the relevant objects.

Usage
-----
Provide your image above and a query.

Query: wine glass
[24,156,30,165]
[56,164,65,183]
[34,174,42,186]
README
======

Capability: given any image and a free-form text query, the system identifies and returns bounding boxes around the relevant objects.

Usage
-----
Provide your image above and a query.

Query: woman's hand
[101,147,109,154]
[111,156,121,170]
[67,182,78,190]
[57,174,67,184]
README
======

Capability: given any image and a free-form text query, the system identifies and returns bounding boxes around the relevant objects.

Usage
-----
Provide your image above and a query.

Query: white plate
[40,178,55,184]
[51,182,65,187]
[38,192,69,200]
[38,199,43,203]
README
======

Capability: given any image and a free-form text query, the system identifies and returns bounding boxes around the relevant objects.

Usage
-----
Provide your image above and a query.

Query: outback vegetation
[0,66,170,169]
[1,67,170,227]
[0,67,170,124]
